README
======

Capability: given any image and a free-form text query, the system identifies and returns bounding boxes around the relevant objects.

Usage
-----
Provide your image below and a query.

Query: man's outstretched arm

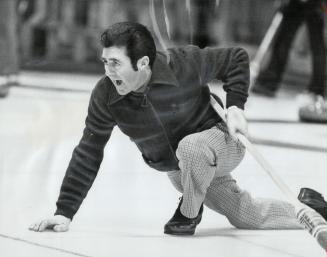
[30,79,116,232]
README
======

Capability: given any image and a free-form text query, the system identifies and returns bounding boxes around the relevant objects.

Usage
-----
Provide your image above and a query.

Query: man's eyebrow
[101,57,120,62]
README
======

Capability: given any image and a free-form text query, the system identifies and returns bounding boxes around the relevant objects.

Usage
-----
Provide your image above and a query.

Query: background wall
[15,0,327,75]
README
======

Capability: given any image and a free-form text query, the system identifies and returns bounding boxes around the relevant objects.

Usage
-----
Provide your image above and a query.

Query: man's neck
[135,69,152,93]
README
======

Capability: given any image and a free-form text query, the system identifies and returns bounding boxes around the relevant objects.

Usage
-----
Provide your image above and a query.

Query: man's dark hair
[100,22,156,70]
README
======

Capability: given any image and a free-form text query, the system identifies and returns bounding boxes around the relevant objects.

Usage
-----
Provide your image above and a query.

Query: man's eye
[107,60,120,67]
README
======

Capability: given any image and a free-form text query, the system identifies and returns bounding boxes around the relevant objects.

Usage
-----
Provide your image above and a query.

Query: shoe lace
[313,96,327,113]
[303,95,327,113]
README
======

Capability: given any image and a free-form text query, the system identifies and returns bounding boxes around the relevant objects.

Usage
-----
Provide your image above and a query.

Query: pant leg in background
[0,0,19,76]
[255,2,304,92]
[305,7,326,97]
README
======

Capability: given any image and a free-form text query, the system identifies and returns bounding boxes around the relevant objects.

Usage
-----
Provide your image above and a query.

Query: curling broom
[210,96,327,252]
[250,11,283,89]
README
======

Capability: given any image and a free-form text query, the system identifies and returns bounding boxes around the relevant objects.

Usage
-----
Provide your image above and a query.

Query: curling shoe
[298,187,327,220]
[164,198,203,235]
[299,95,327,123]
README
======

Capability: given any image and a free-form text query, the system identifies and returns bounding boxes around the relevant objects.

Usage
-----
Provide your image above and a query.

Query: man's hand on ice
[29,215,71,232]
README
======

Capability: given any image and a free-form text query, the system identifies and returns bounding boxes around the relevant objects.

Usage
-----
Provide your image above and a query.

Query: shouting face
[101,46,151,95]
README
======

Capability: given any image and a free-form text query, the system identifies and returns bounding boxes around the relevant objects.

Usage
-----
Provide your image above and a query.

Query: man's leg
[175,123,245,219]
[205,175,302,229]
[168,170,301,230]
[165,123,244,234]
[168,124,302,230]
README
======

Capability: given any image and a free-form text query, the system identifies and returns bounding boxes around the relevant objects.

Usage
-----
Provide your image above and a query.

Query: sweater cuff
[55,207,76,220]
[226,92,247,110]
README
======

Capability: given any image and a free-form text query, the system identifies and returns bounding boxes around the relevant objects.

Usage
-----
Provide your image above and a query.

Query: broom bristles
[297,207,327,250]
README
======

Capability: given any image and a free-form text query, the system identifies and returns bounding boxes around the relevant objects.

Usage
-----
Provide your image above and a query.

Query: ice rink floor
[0,71,326,257]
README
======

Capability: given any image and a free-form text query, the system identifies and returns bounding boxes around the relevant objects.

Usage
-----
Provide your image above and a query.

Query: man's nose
[105,65,116,75]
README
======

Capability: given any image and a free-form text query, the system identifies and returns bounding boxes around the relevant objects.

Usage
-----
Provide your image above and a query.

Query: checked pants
[168,123,302,229]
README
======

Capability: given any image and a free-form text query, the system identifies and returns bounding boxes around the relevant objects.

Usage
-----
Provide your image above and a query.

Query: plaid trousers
[168,123,302,229]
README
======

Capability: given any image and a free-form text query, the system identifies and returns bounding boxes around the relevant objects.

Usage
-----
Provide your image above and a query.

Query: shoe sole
[164,227,195,236]
[164,215,202,236]
[299,116,327,123]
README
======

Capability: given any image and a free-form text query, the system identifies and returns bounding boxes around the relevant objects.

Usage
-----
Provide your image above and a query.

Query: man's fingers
[29,219,55,232]
[227,120,239,139]
[227,122,249,140]
[228,125,237,139]
[28,222,40,231]
[38,220,52,231]
[237,126,249,138]
[53,224,69,232]
[243,128,250,138]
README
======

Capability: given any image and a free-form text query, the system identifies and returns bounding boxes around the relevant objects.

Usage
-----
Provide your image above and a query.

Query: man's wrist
[226,92,246,110]
[227,105,239,111]
[55,208,75,221]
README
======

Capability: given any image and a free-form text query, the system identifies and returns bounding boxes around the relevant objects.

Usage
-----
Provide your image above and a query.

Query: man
[29,22,326,235]
[251,0,327,122]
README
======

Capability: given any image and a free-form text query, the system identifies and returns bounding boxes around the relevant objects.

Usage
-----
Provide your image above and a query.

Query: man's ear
[137,56,150,70]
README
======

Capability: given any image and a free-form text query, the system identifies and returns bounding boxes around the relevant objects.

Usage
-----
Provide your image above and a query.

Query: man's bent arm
[201,47,249,109]
[177,46,250,109]
[55,81,116,220]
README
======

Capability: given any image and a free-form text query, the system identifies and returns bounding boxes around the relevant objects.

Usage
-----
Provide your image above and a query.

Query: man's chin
[116,89,129,95]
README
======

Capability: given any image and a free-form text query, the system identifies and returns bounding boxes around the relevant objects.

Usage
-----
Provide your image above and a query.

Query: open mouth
[115,80,123,86]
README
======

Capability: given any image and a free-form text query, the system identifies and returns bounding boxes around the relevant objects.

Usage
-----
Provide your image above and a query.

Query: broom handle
[250,12,283,88]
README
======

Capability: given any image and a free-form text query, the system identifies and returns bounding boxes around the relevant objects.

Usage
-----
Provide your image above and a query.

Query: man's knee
[176,134,214,164]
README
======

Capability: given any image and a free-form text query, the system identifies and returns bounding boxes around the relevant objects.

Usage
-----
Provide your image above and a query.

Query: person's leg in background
[306,7,325,97]
[192,0,217,48]
[298,4,327,122]
[0,0,19,98]
[165,124,301,235]
[252,1,304,97]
